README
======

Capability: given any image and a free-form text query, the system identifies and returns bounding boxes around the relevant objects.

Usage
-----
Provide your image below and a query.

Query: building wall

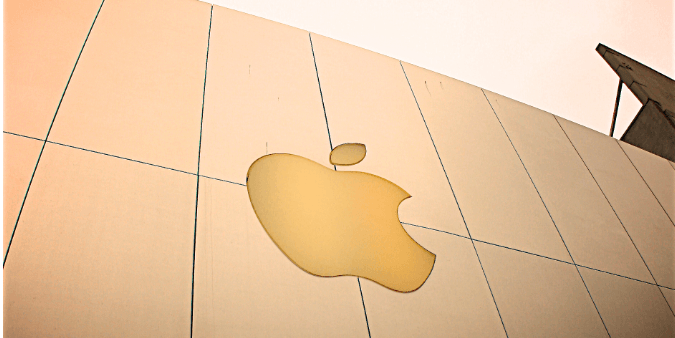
[4,0,675,336]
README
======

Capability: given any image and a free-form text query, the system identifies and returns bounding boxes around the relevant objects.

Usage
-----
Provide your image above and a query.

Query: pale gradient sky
[203,0,674,138]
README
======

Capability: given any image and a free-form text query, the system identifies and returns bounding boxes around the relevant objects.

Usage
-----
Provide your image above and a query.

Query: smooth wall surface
[4,0,674,336]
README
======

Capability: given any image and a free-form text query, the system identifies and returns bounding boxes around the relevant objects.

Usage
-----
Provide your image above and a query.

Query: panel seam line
[3,131,247,187]
[191,6,213,337]
[357,278,372,338]
[308,32,336,172]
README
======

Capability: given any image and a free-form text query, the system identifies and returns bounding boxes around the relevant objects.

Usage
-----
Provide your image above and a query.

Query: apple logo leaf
[329,143,366,166]
[246,145,436,293]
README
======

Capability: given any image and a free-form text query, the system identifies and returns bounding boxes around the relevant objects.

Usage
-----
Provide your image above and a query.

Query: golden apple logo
[246,143,436,292]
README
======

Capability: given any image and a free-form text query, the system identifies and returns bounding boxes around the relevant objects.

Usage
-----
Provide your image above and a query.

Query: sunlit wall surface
[4,0,675,336]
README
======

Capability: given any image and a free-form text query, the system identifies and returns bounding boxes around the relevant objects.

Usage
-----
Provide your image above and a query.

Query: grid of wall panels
[475,242,608,337]
[482,91,654,283]
[557,118,675,289]
[403,63,571,262]
[4,0,674,336]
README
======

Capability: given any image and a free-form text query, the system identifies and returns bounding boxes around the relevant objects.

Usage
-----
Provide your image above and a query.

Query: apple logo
[246,143,436,292]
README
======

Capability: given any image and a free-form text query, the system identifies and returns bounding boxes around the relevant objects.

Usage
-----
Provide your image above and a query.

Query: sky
[202,0,674,138]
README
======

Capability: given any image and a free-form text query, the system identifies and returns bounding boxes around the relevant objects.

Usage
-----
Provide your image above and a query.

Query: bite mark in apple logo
[246,143,436,292]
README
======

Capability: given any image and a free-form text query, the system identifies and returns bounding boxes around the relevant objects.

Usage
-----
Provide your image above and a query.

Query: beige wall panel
[4,144,197,337]
[402,63,571,262]
[661,287,675,315]
[4,0,103,138]
[48,0,212,173]
[192,179,368,337]
[199,7,332,184]
[483,91,653,282]
[3,134,43,255]
[360,225,505,337]
[309,35,467,237]
[557,118,675,288]
[619,142,675,223]
[579,267,675,337]
[476,242,608,338]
